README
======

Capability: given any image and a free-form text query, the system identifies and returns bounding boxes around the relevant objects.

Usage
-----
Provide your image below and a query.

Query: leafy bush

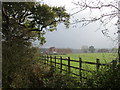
[43,73,79,88]
[80,64,120,88]
[2,40,40,88]
[29,63,80,88]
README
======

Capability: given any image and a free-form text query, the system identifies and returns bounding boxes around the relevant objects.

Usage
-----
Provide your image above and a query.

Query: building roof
[47,47,72,54]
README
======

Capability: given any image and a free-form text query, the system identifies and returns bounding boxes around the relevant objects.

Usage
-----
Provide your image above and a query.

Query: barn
[46,47,72,55]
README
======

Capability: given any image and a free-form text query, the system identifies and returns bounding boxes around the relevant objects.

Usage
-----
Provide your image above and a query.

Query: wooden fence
[39,55,117,81]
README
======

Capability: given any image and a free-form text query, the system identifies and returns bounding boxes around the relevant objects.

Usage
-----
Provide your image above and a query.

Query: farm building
[97,49,110,53]
[46,47,72,55]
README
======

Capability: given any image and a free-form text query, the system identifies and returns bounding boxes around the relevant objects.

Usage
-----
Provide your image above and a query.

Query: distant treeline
[40,48,118,54]
[79,48,118,53]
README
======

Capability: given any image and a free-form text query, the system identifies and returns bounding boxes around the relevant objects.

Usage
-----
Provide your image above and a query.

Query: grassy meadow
[52,53,117,63]
[45,53,118,78]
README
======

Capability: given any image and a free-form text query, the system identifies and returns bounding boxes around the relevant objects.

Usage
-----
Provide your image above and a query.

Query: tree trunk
[118,1,120,62]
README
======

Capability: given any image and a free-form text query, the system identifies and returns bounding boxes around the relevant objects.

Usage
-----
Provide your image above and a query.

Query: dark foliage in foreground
[80,64,120,88]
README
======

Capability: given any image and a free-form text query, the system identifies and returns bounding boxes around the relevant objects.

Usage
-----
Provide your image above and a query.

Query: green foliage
[49,53,117,80]
[2,2,70,88]
[28,63,79,88]
[5,61,79,88]
[80,64,120,88]
[2,2,70,44]
[43,73,79,88]
[2,41,40,88]
[52,53,117,63]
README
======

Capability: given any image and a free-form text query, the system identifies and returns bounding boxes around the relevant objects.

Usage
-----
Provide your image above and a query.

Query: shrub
[43,73,79,88]
[80,64,120,88]
[30,63,80,88]
[2,40,41,88]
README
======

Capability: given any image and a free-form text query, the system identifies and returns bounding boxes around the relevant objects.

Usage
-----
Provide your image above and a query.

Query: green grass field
[44,53,118,78]
[52,53,117,63]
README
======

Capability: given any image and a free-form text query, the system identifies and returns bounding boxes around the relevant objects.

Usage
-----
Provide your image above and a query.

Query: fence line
[39,55,117,81]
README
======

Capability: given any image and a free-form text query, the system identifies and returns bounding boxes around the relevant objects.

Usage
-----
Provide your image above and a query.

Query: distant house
[97,49,109,53]
[46,47,72,55]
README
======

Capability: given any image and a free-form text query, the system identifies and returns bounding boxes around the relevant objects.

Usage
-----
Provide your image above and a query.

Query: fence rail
[39,55,117,81]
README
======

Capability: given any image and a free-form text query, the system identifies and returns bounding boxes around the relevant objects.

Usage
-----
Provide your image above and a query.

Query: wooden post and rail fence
[39,55,118,81]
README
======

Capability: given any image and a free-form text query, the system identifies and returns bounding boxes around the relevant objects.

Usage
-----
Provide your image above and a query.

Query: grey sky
[34,0,118,49]
[42,23,116,49]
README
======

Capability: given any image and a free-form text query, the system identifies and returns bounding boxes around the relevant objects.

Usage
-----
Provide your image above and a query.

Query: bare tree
[71,0,120,61]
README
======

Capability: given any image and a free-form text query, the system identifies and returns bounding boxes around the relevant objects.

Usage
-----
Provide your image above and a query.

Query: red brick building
[47,47,72,55]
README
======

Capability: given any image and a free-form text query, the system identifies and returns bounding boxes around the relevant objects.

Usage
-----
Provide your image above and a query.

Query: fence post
[42,55,43,63]
[79,57,82,81]
[39,56,41,63]
[112,60,117,71]
[50,56,52,66]
[47,56,49,65]
[68,57,70,74]
[43,55,45,64]
[96,59,100,72]
[44,55,46,64]
[45,55,47,64]
[60,56,62,73]
[54,56,56,68]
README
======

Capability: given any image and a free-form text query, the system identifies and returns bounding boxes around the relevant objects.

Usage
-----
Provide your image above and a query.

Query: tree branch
[30,20,58,32]
[71,12,117,25]
[72,1,120,15]
[20,12,33,23]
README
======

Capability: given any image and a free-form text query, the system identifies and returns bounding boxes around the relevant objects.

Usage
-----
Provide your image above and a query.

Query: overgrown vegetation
[2,2,70,88]
[38,55,120,88]
[2,1,120,88]
[27,61,120,88]
[79,63,120,88]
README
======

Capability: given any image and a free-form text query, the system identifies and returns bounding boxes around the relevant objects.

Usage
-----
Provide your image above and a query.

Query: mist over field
[32,0,118,49]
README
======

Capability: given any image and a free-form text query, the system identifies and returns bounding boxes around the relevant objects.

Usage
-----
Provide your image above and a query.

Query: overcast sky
[34,0,118,49]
